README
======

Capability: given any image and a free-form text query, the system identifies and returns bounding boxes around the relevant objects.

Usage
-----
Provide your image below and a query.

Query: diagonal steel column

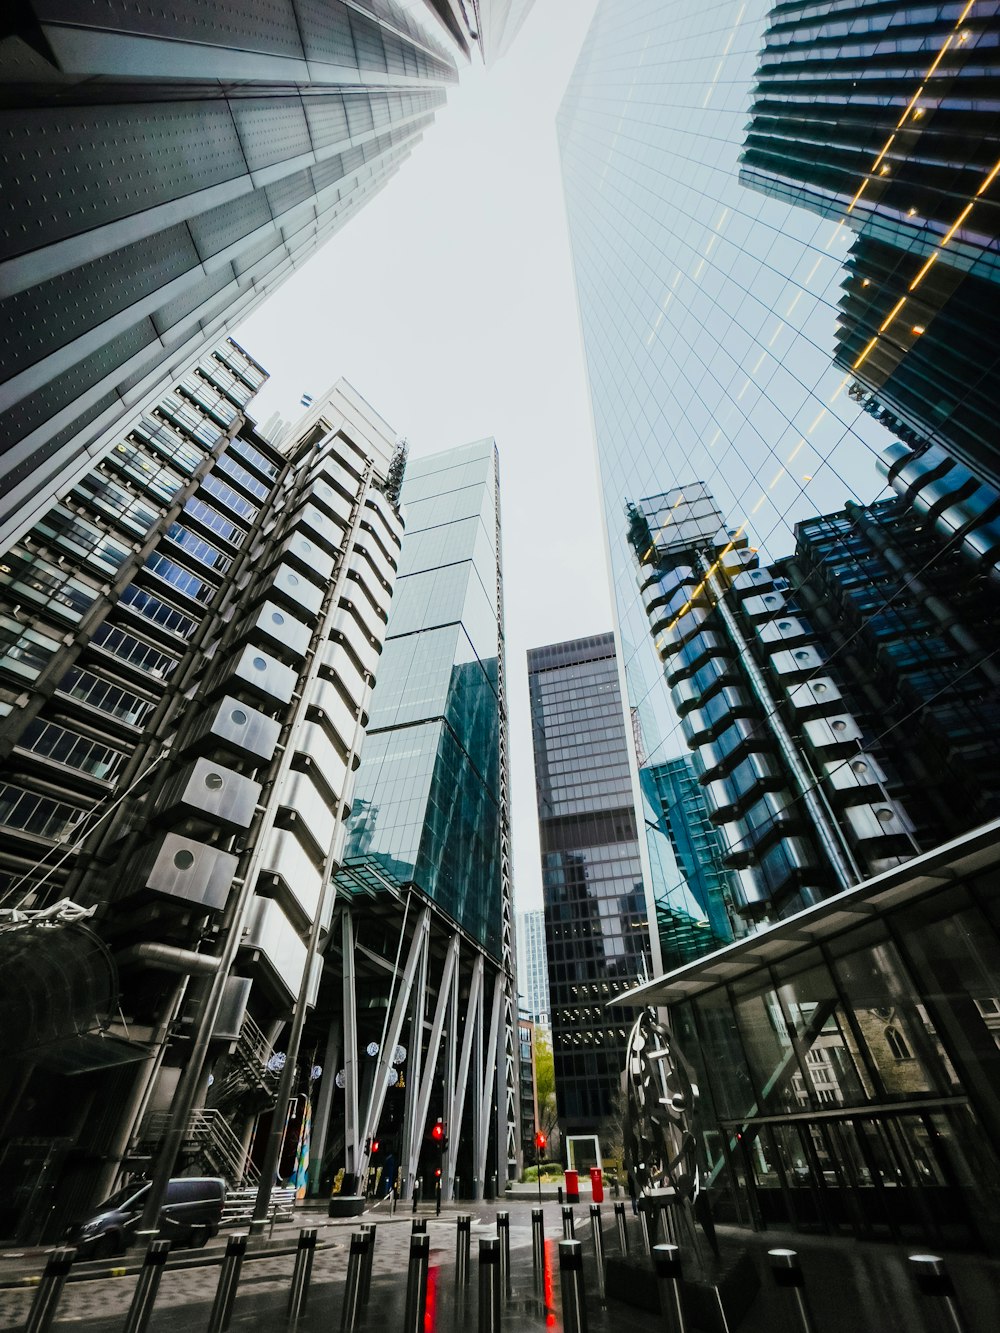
[446,953,482,1201]
[476,970,503,1194]
[442,943,460,1200]
[357,908,430,1187]
[404,931,459,1193]
[399,934,428,1199]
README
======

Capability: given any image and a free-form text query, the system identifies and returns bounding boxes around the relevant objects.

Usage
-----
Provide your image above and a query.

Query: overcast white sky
[238,0,603,915]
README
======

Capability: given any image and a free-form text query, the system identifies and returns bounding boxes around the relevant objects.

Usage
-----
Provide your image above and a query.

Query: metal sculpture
[622,1007,718,1261]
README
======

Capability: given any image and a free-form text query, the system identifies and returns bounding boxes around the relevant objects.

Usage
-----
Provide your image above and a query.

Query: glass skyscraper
[335,438,518,1194]
[0,1,536,555]
[527,633,662,1139]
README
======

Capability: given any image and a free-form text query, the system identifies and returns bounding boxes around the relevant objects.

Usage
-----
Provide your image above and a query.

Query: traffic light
[431,1119,446,1144]
[371,1139,380,1154]
[534,1131,547,1152]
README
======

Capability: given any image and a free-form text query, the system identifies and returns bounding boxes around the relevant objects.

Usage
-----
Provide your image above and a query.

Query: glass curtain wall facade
[740,0,1000,489]
[0,1,534,553]
[516,908,552,1026]
[528,634,661,1139]
[333,438,519,1195]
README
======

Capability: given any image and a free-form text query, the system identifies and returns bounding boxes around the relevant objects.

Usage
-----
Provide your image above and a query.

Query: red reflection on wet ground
[544,1239,555,1327]
[425,1262,438,1333]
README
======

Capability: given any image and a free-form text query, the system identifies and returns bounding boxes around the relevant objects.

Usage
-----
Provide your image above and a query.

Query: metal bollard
[24,1246,76,1333]
[208,1233,248,1333]
[909,1254,970,1333]
[497,1211,511,1296]
[412,1216,427,1234]
[614,1200,629,1256]
[589,1204,606,1303]
[653,1244,687,1333]
[768,1249,816,1333]
[122,1239,171,1333]
[456,1214,472,1287]
[558,1185,564,1206]
[531,1207,545,1282]
[436,1175,443,1217]
[359,1223,376,1306]
[478,1237,501,1333]
[558,1239,588,1333]
[639,1201,653,1256]
[287,1227,317,1324]
[412,1177,421,1213]
[561,1205,575,1239]
[403,1233,430,1333]
[340,1231,366,1333]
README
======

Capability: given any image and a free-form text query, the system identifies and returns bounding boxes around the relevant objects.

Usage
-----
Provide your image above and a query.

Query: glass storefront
[664,862,1000,1252]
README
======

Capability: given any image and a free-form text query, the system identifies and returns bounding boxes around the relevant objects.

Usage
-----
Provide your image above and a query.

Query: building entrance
[725,1099,985,1250]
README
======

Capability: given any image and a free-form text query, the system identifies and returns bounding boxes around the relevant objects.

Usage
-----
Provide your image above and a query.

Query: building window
[884,1026,912,1060]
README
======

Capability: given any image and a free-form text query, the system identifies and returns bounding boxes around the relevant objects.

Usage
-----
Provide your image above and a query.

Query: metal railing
[141,1110,258,1186]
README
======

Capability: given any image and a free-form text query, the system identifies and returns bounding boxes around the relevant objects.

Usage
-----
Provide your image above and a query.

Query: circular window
[851,760,869,776]
[814,683,829,695]
[272,611,285,625]
[204,772,224,791]
[173,849,195,870]
[231,708,248,726]
[287,572,300,586]
[831,719,847,732]
[875,808,895,824]
[778,621,792,631]
[252,656,267,671]
[299,540,312,553]
[764,595,777,604]
[794,649,811,661]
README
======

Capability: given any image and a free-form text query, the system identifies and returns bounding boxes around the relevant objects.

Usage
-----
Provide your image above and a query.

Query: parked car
[66,1176,226,1257]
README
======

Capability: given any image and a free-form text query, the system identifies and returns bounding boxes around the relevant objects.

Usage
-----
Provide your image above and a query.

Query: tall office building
[741,0,1000,487]
[0,343,404,1240]
[516,908,551,1026]
[0,0,535,554]
[527,633,663,1142]
[621,474,1000,1250]
[628,475,1000,919]
[325,439,517,1198]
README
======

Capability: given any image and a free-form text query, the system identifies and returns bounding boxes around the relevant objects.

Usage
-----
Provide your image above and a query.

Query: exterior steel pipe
[639,1200,653,1256]
[287,1227,317,1323]
[403,1233,430,1333]
[122,1239,171,1333]
[207,1233,247,1333]
[115,942,221,974]
[478,1237,501,1333]
[908,1254,970,1333]
[614,1200,629,1255]
[359,1224,376,1306]
[558,1239,588,1333]
[24,1247,76,1333]
[767,1249,815,1333]
[653,1244,688,1333]
[531,1207,545,1281]
[456,1214,471,1287]
[340,1232,366,1333]
[561,1205,575,1239]
[497,1211,511,1296]
[589,1205,606,1302]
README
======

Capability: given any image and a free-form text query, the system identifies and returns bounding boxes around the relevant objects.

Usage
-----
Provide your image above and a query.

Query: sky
[237,0,604,915]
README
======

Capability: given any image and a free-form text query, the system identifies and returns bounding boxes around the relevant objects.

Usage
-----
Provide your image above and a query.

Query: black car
[66,1176,226,1257]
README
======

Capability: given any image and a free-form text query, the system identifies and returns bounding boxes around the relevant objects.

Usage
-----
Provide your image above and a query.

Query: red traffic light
[371,1139,380,1154]
[431,1120,445,1143]
[534,1131,547,1150]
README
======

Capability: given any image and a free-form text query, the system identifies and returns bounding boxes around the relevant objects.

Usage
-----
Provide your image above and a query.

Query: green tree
[534,1029,559,1150]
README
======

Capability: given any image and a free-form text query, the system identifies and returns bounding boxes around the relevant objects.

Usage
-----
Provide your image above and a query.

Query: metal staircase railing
[214,1012,280,1109]
[142,1109,259,1186]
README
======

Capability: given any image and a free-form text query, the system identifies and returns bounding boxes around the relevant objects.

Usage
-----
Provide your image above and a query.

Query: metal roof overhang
[609,818,1000,1009]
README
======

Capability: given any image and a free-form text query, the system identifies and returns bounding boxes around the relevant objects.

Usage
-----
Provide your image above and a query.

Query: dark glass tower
[740,0,1000,487]
[0,0,535,553]
[528,633,660,1139]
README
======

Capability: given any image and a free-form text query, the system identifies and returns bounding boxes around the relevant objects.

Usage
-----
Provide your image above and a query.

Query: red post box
[589,1167,604,1203]
[564,1170,580,1203]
